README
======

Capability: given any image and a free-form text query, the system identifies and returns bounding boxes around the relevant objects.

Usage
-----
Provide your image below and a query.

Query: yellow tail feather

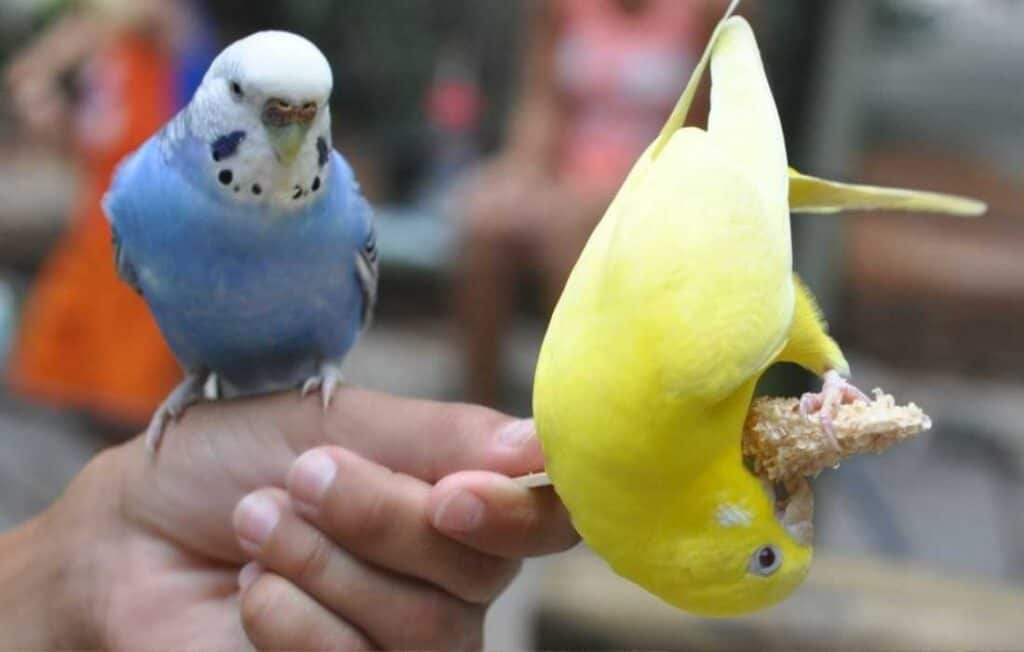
[650,0,741,158]
[788,168,986,217]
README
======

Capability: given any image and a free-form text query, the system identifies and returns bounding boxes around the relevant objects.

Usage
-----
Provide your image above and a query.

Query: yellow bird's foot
[145,372,207,453]
[301,360,344,410]
[799,370,869,452]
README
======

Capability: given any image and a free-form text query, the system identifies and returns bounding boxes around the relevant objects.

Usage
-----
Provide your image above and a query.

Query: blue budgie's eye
[230,80,244,99]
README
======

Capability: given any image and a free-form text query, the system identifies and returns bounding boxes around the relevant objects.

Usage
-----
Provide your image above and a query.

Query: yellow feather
[776,275,849,376]
[532,0,985,619]
[535,13,810,617]
[788,168,986,216]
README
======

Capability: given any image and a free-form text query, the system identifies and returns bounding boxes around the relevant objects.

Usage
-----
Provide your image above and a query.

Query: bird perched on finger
[104,31,378,451]
[533,0,984,616]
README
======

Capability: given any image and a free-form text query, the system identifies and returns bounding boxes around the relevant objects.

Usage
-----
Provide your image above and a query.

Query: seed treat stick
[515,389,930,489]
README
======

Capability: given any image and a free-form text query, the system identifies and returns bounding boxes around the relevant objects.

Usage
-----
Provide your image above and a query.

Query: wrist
[0,448,122,648]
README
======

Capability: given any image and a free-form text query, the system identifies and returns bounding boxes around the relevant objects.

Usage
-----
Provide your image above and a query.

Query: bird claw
[301,377,322,396]
[145,373,206,453]
[301,362,344,410]
[144,412,171,453]
[799,370,868,453]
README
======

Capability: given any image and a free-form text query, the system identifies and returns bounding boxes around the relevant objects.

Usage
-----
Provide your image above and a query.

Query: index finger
[222,387,545,482]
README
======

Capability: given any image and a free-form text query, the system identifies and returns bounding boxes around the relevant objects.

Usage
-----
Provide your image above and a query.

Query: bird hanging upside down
[532,0,984,616]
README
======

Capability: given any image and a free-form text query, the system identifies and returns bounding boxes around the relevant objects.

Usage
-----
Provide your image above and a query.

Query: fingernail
[289,449,337,510]
[434,490,485,533]
[235,494,279,552]
[238,561,262,592]
[499,419,535,447]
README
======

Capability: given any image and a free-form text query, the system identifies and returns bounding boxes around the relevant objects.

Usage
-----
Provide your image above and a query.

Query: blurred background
[0,0,1022,649]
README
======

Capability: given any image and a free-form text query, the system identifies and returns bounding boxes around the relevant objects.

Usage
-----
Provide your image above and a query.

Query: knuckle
[508,495,580,555]
[449,554,520,604]
[292,531,333,586]
[510,502,545,540]
[240,574,288,635]
[478,558,522,602]
[346,480,397,543]
[439,402,502,438]
[401,591,481,649]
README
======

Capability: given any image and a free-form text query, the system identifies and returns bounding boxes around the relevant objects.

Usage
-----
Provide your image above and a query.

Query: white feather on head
[182,31,335,211]
[206,31,333,106]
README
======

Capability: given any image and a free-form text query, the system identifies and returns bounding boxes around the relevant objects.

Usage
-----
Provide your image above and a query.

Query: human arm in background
[4,0,193,145]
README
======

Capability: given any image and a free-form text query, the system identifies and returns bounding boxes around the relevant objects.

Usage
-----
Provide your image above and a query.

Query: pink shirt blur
[554,0,703,194]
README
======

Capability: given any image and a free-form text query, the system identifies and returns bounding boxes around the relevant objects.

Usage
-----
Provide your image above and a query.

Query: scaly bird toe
[301,376,322,397]
[301,361,345,411]
[145,372,207,453]
[799,369,869,453]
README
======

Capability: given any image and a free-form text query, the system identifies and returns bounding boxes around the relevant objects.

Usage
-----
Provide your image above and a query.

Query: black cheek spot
[252,183,262,195]
[218,169,233,185]
[312,176,321,192]
[316,137,329,168]
[233,185,240,193]
[211,130,246,162]
[292,185,303,200]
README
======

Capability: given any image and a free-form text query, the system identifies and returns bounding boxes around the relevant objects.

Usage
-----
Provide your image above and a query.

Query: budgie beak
[262,98,317,165]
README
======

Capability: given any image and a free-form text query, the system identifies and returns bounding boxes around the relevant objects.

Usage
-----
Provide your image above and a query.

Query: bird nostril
[262,99,317,128]
[297,102,318,125]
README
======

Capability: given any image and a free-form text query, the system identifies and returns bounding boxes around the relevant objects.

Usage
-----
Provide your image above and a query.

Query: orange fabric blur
[8,35,180,425]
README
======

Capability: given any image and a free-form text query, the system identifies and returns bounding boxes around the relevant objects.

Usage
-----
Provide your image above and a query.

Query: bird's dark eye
[749,545,782,576]
[230,81,244,98]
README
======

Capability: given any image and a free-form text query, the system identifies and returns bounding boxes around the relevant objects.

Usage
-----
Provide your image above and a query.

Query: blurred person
[456,0,733,406]
[0,388,577,648]
[4,0,215,429]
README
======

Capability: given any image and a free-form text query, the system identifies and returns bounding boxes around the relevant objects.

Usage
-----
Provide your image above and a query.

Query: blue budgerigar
[104,32,378,451]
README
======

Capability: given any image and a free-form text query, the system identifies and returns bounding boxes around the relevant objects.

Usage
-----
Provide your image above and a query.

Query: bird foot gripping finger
[300,361,345,410]
[799,370,869,452]
[144,412,172,453]
[145,372,207,453]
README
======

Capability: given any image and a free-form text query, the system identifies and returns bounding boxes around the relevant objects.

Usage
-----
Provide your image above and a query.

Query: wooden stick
[514,472,551,489]
[514,389,930,489]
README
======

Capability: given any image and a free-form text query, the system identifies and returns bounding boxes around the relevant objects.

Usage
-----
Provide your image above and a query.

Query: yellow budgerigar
[532,2,985,616]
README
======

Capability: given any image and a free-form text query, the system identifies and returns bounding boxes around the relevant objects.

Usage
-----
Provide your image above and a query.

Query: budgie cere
[104,32,378,451]
[532,3,984,617]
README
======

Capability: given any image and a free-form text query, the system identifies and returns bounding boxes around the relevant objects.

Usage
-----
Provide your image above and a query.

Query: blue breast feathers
[104,132,374,394]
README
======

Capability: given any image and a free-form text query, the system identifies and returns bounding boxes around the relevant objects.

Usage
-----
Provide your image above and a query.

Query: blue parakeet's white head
[181,31,334,210]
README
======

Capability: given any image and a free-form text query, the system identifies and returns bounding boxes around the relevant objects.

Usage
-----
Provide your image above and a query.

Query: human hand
[18,387,575,650]
[232,441,575,649]
[4,56,70,143]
